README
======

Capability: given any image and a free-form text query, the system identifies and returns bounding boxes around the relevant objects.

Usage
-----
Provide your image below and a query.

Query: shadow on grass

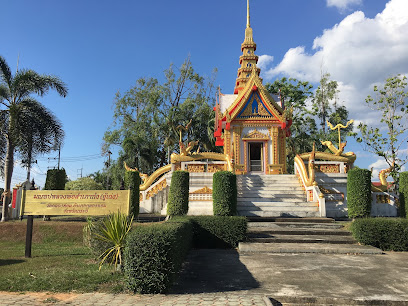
[170,249,259,294]
[0,259,25,266]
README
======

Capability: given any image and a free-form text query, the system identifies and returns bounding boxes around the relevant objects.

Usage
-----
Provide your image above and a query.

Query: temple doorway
[249,142,263,172]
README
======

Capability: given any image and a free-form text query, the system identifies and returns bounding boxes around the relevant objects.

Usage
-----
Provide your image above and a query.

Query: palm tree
[0,55,67,221]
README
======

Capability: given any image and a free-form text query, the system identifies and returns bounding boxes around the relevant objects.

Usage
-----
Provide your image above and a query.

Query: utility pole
[57,145,61,170]
[77,167,83,178]
[106,151,112,189]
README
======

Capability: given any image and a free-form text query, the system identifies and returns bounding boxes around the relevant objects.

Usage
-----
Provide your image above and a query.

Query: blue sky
[1,0,407,187]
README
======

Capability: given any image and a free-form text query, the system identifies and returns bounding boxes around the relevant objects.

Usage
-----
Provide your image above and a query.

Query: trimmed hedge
[44,169,67,190]
[124,219,193,293]
[190,216,247,248]
[350,218,408,251]
[170,215,247,248]
[347,167,371,218]
[399,172,408,218]
[212,171,237,216]
[124,170,141,218]
[167,171,189,216]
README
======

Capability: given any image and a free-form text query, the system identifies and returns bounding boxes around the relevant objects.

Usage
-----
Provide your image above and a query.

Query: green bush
[187,216,247,248]
[347,167,372,218]
[212,171,237,216]
[124,219,193,293]
[44,168,67,190]
[350,218,408,251]
[399,172,408,218]
[124,171,141,218]
[167,171,189,216]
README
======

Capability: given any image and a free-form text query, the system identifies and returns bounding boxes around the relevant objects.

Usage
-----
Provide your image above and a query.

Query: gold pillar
[270,127,279,165]
[233,127,241,164]
[224,130,231,156]
[278,129,286,173]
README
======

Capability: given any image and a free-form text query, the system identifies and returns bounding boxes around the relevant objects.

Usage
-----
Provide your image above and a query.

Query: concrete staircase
[237,174,319,217]
[239,218,383,254]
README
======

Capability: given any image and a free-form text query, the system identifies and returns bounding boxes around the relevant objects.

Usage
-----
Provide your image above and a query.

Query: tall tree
[103,57,217,174]
[266,77,315,172]
[357,74,408,182]
[0,55,67,221]
[312,72,339,133]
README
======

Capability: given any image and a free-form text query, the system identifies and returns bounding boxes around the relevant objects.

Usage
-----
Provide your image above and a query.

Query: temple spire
[247,0,250,28]
[233,0,260,94]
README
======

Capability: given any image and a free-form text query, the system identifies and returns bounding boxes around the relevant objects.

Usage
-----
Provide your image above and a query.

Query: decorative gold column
[233,127,241,164]
[270,127,279,165]
[278,129,286,173]
[224,130,231,156]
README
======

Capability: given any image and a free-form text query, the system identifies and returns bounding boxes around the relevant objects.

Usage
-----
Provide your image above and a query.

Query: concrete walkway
[1,249,408,305]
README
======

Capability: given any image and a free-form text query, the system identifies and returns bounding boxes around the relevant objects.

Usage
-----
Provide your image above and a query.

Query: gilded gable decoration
[242,129,269,141]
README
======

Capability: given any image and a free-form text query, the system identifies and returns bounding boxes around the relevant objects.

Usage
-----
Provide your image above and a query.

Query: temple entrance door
[249,142,263,172]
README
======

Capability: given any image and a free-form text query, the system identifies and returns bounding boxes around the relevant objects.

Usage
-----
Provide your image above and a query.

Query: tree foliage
[103,57,217,175]
[266,74,353,173]
[356,75,408,181]
[0,55,67,221]
[65,176,104,190]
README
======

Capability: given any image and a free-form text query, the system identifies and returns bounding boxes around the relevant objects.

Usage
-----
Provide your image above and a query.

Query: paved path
[2,249,408,305]
[0,291,269,305]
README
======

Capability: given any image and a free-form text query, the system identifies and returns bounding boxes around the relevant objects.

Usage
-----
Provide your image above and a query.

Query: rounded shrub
[125,170,141,219]
[167,171,189,216]
[347,167,372,218]
[399,172,408,218]
[212,171,237,216]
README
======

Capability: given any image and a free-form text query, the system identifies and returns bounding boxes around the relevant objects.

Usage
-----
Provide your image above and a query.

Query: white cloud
[369,159,390,181]
[326,0,363,12]
[257,55,274,71]
[262,0,408,128]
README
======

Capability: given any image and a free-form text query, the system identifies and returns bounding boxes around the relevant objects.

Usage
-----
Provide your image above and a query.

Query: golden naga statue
[300,120,356,163]
[179,140,199,156]
[294,142,317,187]
[123,161,148,183]
[371,162,394,192]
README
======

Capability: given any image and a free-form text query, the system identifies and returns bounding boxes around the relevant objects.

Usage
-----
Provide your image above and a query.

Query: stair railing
[294,154,326,217]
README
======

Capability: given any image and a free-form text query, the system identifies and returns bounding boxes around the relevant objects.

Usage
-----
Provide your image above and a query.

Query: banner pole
[24,182,36,258]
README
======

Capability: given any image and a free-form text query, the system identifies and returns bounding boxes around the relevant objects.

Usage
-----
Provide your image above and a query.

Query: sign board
[21,190,130,216]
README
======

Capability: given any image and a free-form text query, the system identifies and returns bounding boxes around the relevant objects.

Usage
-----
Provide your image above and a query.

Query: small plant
[93,211,134,271]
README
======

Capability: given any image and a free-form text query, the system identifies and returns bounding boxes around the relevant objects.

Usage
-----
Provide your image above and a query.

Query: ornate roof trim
[226,72,283,122]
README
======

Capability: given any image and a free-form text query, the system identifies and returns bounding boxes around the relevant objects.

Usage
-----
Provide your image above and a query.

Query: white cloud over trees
[261,0,408,125]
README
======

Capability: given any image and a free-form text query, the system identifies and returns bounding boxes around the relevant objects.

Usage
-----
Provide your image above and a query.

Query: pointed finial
[247,0,250,28]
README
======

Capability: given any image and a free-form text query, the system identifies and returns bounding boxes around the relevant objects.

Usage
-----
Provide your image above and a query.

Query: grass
[0,219,126,293]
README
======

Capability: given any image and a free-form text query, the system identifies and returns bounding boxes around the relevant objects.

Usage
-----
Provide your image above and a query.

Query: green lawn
[0,220,126,293]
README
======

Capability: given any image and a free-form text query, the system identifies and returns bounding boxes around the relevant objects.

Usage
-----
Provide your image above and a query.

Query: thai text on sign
[21,190,130,216]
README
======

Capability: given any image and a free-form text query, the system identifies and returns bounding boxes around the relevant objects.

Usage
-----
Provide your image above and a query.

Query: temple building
[213,0,292,175]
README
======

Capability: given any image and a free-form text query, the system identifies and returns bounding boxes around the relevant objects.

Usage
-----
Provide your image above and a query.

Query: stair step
[247,234,356,244]
[248,228,351,236]
[238,211,320,218]
[246,217,335,223]
[238,242,383,254]
[248,222,343,229]
[238,198,308,203]
[238,205,318,211]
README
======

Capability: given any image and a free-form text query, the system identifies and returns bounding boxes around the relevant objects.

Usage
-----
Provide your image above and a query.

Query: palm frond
[12,70,68,101]
[0,84,10,102]
[0,56,12,86]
